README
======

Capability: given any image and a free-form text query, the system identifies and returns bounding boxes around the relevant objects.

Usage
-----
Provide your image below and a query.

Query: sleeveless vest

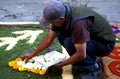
[67,6,115,42]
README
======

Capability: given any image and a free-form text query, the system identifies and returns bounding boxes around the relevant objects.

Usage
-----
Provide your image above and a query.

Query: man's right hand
[21,53,34,63]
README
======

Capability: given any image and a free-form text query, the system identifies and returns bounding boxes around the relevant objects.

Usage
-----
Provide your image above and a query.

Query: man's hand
[54,62,64,67]
[21,53,34,63]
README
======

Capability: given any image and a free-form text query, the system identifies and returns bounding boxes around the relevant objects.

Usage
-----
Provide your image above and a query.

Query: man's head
[40,0,66,26]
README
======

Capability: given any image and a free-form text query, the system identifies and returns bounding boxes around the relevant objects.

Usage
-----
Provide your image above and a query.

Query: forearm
[56,43,86,67]
[32,30,57,56]
[61,52,85,66]
[32,36,52,56]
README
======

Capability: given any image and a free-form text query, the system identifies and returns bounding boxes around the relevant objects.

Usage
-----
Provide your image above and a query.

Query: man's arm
[32,29,57,56]
[21,29,57,62]
[55,42,86,67]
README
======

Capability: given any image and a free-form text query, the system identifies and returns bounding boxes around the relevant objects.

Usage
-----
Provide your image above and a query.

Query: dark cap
[40,0,66,26]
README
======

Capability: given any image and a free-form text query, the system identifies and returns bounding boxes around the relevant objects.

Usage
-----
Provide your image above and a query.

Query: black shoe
[77,63,103,79]
[77,72,94,79]
[92,63,102,75]
[92,63,103,79]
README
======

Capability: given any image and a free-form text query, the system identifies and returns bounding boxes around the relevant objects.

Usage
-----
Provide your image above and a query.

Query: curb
[0,22,39,26]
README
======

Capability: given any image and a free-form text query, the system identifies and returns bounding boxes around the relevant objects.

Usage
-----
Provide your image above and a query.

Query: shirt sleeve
[71,19,92,43]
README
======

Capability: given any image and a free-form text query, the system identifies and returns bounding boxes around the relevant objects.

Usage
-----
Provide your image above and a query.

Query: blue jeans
[57,32,115,72]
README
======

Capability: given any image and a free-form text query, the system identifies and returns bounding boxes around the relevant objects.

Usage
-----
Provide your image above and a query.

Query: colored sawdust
[102,22,120,79]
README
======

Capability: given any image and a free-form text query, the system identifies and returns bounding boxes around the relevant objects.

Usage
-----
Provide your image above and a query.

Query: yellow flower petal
[8,61,16,67]
[18,66,26,71]
[39,70,46,75]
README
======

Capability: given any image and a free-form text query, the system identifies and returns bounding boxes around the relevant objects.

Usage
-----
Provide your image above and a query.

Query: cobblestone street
[0,0,120,22]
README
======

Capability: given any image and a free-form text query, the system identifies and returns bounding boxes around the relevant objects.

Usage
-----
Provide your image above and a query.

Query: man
[22,0,115,79]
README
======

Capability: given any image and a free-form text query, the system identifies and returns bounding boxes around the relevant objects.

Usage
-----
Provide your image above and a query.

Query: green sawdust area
[0,26,62,79]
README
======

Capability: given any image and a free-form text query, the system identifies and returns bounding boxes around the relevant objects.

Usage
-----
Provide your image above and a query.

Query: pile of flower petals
[8,57,47,75]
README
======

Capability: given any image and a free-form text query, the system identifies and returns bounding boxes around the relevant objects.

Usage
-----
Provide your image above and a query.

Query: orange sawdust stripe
[108,60,120,76]
[108,45,120,59]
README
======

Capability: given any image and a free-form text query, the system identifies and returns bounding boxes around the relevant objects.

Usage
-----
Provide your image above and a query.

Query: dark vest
[68,6,115,42]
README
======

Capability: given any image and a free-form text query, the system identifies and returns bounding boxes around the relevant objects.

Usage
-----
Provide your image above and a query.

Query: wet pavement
[0,0,120,22]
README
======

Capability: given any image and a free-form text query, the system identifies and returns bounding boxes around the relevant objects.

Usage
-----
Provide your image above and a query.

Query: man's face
[51,16,65,27]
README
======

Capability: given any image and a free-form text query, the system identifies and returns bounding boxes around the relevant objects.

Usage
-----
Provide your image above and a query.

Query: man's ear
[59,16,65,22]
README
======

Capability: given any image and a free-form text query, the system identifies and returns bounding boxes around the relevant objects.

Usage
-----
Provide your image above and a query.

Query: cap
[40,0,66,26]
